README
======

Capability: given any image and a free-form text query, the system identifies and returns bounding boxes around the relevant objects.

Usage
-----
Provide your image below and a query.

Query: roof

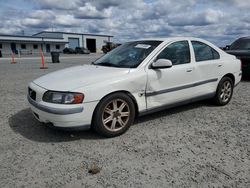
[0,34,68,43]
[33,31,114,37]
[138,37,204,42]
[0,34,64,40]
[233,36,250,41]
[135,37,221,51]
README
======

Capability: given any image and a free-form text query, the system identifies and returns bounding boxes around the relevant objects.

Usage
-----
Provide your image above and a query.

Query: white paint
[28,37,242,129]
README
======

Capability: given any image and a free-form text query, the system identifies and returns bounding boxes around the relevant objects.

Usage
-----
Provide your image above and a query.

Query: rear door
[146,40,196,109]
[191,41,221,96]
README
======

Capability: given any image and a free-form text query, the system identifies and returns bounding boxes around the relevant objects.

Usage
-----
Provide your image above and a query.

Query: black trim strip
[146,78,218,97]
[53,124,91,131]
[139,93,215,116]
[27,96,83,115]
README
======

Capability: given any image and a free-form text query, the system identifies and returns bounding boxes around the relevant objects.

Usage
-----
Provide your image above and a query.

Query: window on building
[191,41,220,62]
[21,44,26,49]
[33,44,38,49]
[56,45,60,50]
[156,41,191,65]
[0,43,2,49]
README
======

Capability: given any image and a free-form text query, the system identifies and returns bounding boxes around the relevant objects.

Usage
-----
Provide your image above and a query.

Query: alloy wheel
[102,99,130,132]
[220,80,232,103]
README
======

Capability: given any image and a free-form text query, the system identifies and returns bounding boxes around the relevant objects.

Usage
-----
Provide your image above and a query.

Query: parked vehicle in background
[223,36,250,77]
[75,47,90,54]
[63,47,76,54]
[28,37,241,137]
[102,42,121,53]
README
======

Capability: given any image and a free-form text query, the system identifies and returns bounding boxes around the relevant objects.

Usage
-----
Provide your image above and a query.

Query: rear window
[230,39,250,50]
[192,41,220,62]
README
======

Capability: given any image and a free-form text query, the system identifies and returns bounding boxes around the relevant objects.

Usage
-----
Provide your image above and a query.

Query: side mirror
[151,59,172,69]
[222,45,230,51]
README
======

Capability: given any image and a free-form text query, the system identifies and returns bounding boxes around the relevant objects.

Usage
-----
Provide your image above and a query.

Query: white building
[0,31,113,57]
[33,31,113,53]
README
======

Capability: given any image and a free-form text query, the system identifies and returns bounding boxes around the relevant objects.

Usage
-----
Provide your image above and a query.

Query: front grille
[28,87,36,101]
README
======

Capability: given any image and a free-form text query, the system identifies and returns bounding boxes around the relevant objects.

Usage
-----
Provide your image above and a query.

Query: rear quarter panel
[220,53,242,85]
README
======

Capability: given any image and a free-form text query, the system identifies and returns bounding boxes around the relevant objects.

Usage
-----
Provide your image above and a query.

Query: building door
[68,38,79,49]
[11,43,17,54]
[46,44,50,53]
[86,38,96,53]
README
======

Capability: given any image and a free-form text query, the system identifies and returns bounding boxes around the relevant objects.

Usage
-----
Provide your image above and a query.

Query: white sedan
[28,37,242,137]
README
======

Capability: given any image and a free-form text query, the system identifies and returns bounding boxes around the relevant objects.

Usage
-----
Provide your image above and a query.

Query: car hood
[33,64,130,91]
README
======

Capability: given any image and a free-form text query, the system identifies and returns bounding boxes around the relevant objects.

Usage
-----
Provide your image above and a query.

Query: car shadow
[8,108,102,143]
[9,100,213,143]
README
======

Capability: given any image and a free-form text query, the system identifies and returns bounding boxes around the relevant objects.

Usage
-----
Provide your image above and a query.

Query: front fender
[72,69,147,112]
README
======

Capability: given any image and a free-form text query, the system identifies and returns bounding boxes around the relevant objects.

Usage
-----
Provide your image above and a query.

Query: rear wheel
[92,93,135,137]
[214,77,233,106]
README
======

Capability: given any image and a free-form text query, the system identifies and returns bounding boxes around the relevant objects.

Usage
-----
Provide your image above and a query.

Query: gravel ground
[0,55,249,188]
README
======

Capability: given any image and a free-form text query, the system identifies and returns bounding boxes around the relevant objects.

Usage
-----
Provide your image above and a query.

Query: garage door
[86,38,96,53]
[68,38,79,49]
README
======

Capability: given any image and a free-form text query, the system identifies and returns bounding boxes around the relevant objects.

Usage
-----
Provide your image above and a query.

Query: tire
[92,92,135,137]
[213,77,234,106]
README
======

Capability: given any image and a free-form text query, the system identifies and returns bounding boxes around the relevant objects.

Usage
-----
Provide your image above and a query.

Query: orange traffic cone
[11,52,17,64]
[40,49,48,69]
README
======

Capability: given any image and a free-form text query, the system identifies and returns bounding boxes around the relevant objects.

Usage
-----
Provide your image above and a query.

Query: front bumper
[27,82,98,129]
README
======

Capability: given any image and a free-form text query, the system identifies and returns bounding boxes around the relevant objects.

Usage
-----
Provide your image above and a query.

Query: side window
[33,44,38,49]
[21,44,26,49]
[212,48,220,59]
[192,41,220,62]
[156,41,190,65]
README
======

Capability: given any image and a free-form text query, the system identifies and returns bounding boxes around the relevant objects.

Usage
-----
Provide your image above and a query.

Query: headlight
[43,91,84,104]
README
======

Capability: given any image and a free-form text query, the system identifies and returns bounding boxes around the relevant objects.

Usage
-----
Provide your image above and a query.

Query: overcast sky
[0,0,249,46]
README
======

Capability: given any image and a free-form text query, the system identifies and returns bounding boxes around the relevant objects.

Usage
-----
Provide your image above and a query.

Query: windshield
[93,40,162,68]
[230,39,250,50]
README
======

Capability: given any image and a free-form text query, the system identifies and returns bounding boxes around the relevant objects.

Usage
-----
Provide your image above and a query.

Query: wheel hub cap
[113,110,121,118]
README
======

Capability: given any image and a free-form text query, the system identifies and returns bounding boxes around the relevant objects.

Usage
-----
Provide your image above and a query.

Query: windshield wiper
[94,62,119,67]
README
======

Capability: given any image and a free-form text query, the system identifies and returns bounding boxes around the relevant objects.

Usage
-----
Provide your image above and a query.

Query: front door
[11,43,17,54]
[46,44,50,53]
[146,40,196,109]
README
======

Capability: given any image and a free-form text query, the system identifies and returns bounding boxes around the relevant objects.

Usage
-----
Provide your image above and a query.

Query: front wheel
[92,93,135,137]
[213,77,234,106]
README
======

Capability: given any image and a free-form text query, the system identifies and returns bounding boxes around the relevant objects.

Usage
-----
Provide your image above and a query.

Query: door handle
[186,68,193,72]
[218,64,222,67]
